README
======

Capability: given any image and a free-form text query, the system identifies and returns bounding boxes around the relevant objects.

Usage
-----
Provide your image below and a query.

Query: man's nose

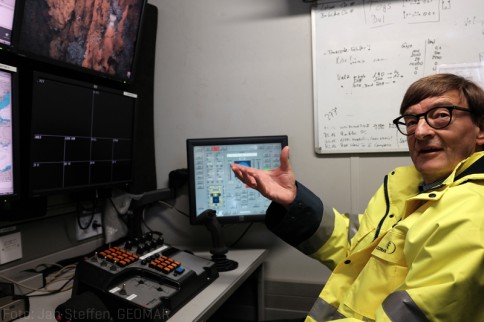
[414,117,434,139]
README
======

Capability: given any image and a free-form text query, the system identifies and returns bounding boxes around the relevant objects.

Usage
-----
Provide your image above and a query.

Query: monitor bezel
[15,0,147,83]
[0,0,22,50]
[187,135,288,225]
[0,62,20,201]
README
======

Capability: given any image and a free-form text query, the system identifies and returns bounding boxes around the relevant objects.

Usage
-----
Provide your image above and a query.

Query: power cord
[0,264,76,297]
[75,191,101,229]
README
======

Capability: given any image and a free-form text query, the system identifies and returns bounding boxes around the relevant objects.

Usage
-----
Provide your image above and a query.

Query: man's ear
[476,118,484,146]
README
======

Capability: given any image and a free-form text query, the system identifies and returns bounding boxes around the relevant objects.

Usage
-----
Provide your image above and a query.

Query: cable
[45,264,76,284]
[228,222,254,249]
[108,197,125,217]
[76,211,94,230]
[157,200,189,218]
[0,264,76,296]
[28,276,74,298]
[75,192,100,229]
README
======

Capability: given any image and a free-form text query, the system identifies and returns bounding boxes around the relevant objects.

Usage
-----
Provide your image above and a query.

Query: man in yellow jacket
[231,73,484,321]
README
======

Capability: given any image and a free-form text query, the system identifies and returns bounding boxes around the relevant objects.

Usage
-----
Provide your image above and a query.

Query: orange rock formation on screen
[21,0,142,79]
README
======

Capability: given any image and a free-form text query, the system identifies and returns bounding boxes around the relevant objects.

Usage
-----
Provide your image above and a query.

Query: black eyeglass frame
[392,105,473,136]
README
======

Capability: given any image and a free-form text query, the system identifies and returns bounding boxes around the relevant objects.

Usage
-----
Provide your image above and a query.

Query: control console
[61,232,219,321]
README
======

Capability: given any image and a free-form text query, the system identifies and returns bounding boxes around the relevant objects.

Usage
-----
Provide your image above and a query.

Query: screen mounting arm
[198,209,238,272]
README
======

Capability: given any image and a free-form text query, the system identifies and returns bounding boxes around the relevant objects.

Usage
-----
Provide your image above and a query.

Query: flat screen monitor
[29,71,137,196]
[17,0,146,82]
[0,0,18,48]
[187,135,288,225]
[0,63,19,199]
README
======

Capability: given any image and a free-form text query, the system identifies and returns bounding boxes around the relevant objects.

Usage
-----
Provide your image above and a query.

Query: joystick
[198,209,238,272]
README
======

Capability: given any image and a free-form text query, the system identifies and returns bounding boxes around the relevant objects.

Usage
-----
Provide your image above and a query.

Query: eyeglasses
[392,105,473,136]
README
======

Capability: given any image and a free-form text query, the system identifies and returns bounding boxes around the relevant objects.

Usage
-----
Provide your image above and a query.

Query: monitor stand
[199,209,238,272]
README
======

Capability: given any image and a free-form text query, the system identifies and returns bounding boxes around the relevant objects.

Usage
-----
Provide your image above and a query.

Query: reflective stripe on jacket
[266,151,484,321]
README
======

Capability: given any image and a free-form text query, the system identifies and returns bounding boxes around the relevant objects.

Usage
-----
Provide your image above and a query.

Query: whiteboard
[312,0,484,154]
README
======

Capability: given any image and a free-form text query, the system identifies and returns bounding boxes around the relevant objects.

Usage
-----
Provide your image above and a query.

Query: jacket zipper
[373,174,390,241]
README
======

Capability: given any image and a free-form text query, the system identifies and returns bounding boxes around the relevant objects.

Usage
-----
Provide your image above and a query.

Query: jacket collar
[442,151,484,187]
[418,178,445,193]
[391,152,484,196]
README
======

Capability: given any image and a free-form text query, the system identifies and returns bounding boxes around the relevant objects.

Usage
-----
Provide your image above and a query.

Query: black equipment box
[59,232,218,321]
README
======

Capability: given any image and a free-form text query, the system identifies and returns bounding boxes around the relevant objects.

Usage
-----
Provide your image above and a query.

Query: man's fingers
[231,164,257,188]
[279,146,291,171]
[242,170,258,188]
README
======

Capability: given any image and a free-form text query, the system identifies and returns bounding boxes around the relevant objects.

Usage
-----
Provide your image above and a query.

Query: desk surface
[18,248,267,322]
[170,249,267,321]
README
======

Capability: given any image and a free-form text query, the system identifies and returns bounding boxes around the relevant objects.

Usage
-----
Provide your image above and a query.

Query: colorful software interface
[193,142,282,218]
[0,69,13,195]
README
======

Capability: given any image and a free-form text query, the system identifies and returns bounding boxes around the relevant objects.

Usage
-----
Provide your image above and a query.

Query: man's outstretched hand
[230,146,296,206]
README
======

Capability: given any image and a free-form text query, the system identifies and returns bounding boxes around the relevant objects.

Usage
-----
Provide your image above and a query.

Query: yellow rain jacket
[266,152,484,321]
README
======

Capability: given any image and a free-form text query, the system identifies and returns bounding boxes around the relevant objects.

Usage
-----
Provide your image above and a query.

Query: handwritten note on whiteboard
[312,0,484,154]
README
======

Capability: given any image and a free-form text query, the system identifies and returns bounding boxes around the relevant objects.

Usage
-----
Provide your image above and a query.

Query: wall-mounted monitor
[17,0,147,82]
[187,135,288,225]
[0,0,19,48]
[28,71,137,196]
[0,62,20,200]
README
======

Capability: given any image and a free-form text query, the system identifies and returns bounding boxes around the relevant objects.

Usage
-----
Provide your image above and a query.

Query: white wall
[147,0,412,284]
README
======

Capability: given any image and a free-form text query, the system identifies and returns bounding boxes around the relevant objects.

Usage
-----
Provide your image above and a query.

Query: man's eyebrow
[430,101,456,107]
